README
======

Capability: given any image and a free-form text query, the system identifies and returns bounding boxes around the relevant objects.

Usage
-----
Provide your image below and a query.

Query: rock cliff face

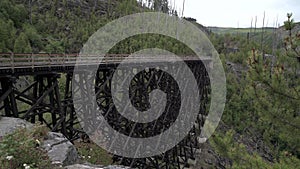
[276,22,300,40]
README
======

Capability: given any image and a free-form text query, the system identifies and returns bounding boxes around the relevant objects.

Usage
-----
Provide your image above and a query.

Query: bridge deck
[0,53,211,76]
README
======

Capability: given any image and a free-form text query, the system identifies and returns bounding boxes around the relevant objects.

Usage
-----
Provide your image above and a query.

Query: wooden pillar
[0,77,18,117]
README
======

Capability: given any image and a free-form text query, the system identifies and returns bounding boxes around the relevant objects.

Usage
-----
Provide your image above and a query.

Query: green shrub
[0,125,53,169]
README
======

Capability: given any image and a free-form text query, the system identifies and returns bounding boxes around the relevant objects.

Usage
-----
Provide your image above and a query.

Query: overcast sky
[169,0,300,27]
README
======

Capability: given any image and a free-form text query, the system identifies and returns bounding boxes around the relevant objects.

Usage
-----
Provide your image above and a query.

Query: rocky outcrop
[226,61,248,79]
[0,116,33,137]
[192,141,230,169]
[0,117,78,167]
[0,117,130,168]
[65,163,131,169]
[42,132,79,166]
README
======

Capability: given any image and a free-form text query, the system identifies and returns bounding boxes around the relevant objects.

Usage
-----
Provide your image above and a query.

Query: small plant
[0,124,53,169]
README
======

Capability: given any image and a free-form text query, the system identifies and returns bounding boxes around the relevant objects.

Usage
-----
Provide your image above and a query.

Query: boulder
[65,163,131,169]
[42,132,79,166]
[0,117,33,137]
[103,165,131,169]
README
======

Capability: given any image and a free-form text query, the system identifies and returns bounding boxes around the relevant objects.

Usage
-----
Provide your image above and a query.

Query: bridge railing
[0,53,211,69]
[0,53,78,68]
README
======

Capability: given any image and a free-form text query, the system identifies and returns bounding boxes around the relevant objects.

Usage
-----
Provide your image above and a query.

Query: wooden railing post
[63,53,65,67]
[67,54,69,63]
[31,53,34,70]
[48,53,51,69]
[11,53,14,73]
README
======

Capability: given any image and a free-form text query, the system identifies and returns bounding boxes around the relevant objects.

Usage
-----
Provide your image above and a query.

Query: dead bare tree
[250,17,253,42]
[181,0,185,17]
[28,0,32,24]
[261,11,265,53]
[254,16,257,35]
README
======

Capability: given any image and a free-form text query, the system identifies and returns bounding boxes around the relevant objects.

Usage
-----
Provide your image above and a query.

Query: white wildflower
[23,163,31,169]
[23,163,30,169]
[35,139,41,145]
[51,161,62,165]
[6,155,13,160]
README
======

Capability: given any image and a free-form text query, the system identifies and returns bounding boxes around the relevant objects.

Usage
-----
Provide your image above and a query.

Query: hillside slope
[0,0,146,53]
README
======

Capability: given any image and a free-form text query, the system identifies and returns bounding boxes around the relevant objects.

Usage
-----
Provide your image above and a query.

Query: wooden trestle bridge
[0,53,211,169]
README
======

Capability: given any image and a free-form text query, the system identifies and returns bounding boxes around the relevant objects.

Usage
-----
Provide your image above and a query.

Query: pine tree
[14,33,32,53]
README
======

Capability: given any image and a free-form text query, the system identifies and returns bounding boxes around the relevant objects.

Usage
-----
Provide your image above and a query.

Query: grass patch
[74,141,114,166]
